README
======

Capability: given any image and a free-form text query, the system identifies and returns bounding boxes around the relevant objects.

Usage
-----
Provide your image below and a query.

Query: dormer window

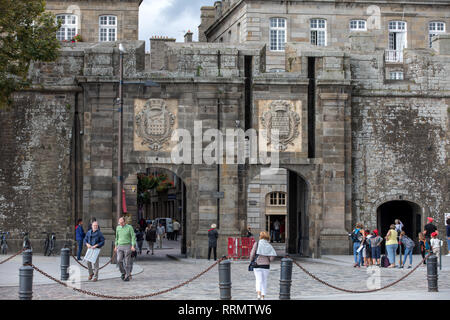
[99,15,117,42]
[56,14,77,41]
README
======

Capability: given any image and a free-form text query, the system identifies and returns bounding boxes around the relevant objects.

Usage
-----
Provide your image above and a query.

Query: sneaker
[92,278,97,282]
[407,265,412,269]
[88,274,93,280]
[121,274,125,280]
[124,276,130,282]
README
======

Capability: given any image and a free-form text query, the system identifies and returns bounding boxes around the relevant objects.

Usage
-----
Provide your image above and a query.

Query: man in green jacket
[114,217,136,281]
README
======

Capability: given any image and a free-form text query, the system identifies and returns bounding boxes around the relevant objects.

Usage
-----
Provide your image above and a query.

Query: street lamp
[116,43,125,223]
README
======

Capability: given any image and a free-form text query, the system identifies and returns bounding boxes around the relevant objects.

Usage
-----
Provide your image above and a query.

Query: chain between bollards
[219,255,232,300]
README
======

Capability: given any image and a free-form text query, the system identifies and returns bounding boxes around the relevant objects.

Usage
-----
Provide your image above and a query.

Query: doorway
[287,170,309,256]
[377,200,422,254]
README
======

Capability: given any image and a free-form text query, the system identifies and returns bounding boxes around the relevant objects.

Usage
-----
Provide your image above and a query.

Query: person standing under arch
[423,217,438,248]
[385,224,398,268]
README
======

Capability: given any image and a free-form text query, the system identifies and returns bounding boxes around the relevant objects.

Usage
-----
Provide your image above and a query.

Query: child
[370,229,383,266]
[399,231,415,269]
[419,232,427,265]
[430,232,443,265]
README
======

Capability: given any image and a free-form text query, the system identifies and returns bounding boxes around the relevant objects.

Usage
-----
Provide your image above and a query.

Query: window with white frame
[388,21,407,51]
[99,15,117,42]
[429,22,445,48]
[349,20,366,31]
[389,71,404,80]
[56,14,77,41]
[310,19,326,46]
[268,192,286,206]
[270,18,286,51]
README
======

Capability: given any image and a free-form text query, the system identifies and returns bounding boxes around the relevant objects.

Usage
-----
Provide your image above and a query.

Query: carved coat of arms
[135,99,175,151]
[261,100,300,151]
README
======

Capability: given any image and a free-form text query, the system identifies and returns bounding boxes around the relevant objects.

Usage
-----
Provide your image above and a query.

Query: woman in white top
[249,231,277,300]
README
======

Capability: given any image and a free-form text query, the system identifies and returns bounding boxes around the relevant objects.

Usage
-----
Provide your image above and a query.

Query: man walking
[156,223,165,249]
[173,219,181,241]
[75,219,85,260]
[208,224,219,261]
[84,221,105,281]
[114,217,136,281]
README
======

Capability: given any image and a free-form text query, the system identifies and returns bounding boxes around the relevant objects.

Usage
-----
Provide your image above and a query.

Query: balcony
[385,50,403,63]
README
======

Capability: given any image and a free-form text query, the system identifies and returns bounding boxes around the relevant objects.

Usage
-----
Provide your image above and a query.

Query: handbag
[248,242,259,271]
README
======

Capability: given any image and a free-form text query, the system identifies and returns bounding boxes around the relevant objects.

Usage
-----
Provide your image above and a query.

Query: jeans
[447,238,450,253]
[254,268,270,296]
[371,246,381,260]
[403,247,413,266]
[353,242,362,266]
[386,244,398,265]
[77,240,83,260]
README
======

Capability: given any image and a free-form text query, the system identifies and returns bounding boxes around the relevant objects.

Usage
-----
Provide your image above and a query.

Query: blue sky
[139,0,214,51]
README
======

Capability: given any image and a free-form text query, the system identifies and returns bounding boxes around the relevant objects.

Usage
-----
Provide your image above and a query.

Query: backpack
[402,236,415,249]
[381,255,390,267]
[351,230,362,243]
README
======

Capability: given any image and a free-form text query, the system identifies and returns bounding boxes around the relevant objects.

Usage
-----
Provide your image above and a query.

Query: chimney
[198,6,215,42]
[184,30,193,43]
[214,1,223,20]
[150,36,176,70]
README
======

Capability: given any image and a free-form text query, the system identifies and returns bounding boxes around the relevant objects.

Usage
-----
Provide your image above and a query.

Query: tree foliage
[0,0,61,107]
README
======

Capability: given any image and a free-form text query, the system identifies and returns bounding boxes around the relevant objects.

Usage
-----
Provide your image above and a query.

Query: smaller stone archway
[377,200,422,253]
[122,165,189,256]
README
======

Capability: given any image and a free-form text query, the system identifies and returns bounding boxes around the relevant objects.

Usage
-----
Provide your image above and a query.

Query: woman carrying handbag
[249,231,277,300]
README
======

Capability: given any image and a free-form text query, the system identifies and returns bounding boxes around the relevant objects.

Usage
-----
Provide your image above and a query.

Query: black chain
[0,248,25,265]
[26,257,224,300]
[292,253,431,294]
[71,251,115,270]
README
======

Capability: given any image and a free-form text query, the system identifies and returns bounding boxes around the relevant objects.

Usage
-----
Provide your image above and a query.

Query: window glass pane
[359,20,365,29]
[109,16,116,25]
[311,19,317,28]
[311,30,317,45]
[100,16,108,25]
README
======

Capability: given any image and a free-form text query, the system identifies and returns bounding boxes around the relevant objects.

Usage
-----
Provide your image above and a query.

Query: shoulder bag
[248,241,259,271]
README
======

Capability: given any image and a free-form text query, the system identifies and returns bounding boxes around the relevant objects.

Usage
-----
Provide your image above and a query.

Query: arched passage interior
[377,200,422,254]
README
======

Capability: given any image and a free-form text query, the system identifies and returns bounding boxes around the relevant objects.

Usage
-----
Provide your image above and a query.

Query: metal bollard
[279,258,293,300]
[426,255,438,292]
[19,266,33,300]
[22,249,32,266]
[219,257,232,300]
[60,248,70,281]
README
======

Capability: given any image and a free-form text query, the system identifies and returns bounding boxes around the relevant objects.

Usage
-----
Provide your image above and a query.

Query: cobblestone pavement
[0,239,449,300]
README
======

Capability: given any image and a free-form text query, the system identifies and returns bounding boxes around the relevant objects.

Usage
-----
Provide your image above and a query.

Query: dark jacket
[83,229,105,248]
[208,228,219,247]
[146,228,157,242]
[75,225,85,241]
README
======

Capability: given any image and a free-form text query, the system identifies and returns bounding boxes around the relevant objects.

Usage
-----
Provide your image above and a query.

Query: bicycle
[0,231,9,255]
[22,232,32,251]
[42,232,56,256]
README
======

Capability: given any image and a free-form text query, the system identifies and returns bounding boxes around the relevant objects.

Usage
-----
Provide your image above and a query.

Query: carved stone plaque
[258,100,302,152]
[134,99,178,151]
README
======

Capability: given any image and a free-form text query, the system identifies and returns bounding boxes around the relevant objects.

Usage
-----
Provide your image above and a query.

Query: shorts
[371,246,381,259]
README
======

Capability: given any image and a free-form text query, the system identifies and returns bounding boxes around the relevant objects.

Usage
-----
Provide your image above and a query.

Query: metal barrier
[227,237,255,260]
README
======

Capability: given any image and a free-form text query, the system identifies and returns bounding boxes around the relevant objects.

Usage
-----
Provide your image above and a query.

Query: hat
[211,224,217,229]
[431,232,438,237]
[373,229,379,235]
[427,217,434,223]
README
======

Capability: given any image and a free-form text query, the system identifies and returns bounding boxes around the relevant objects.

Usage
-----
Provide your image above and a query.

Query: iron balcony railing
[385,49,403,63]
